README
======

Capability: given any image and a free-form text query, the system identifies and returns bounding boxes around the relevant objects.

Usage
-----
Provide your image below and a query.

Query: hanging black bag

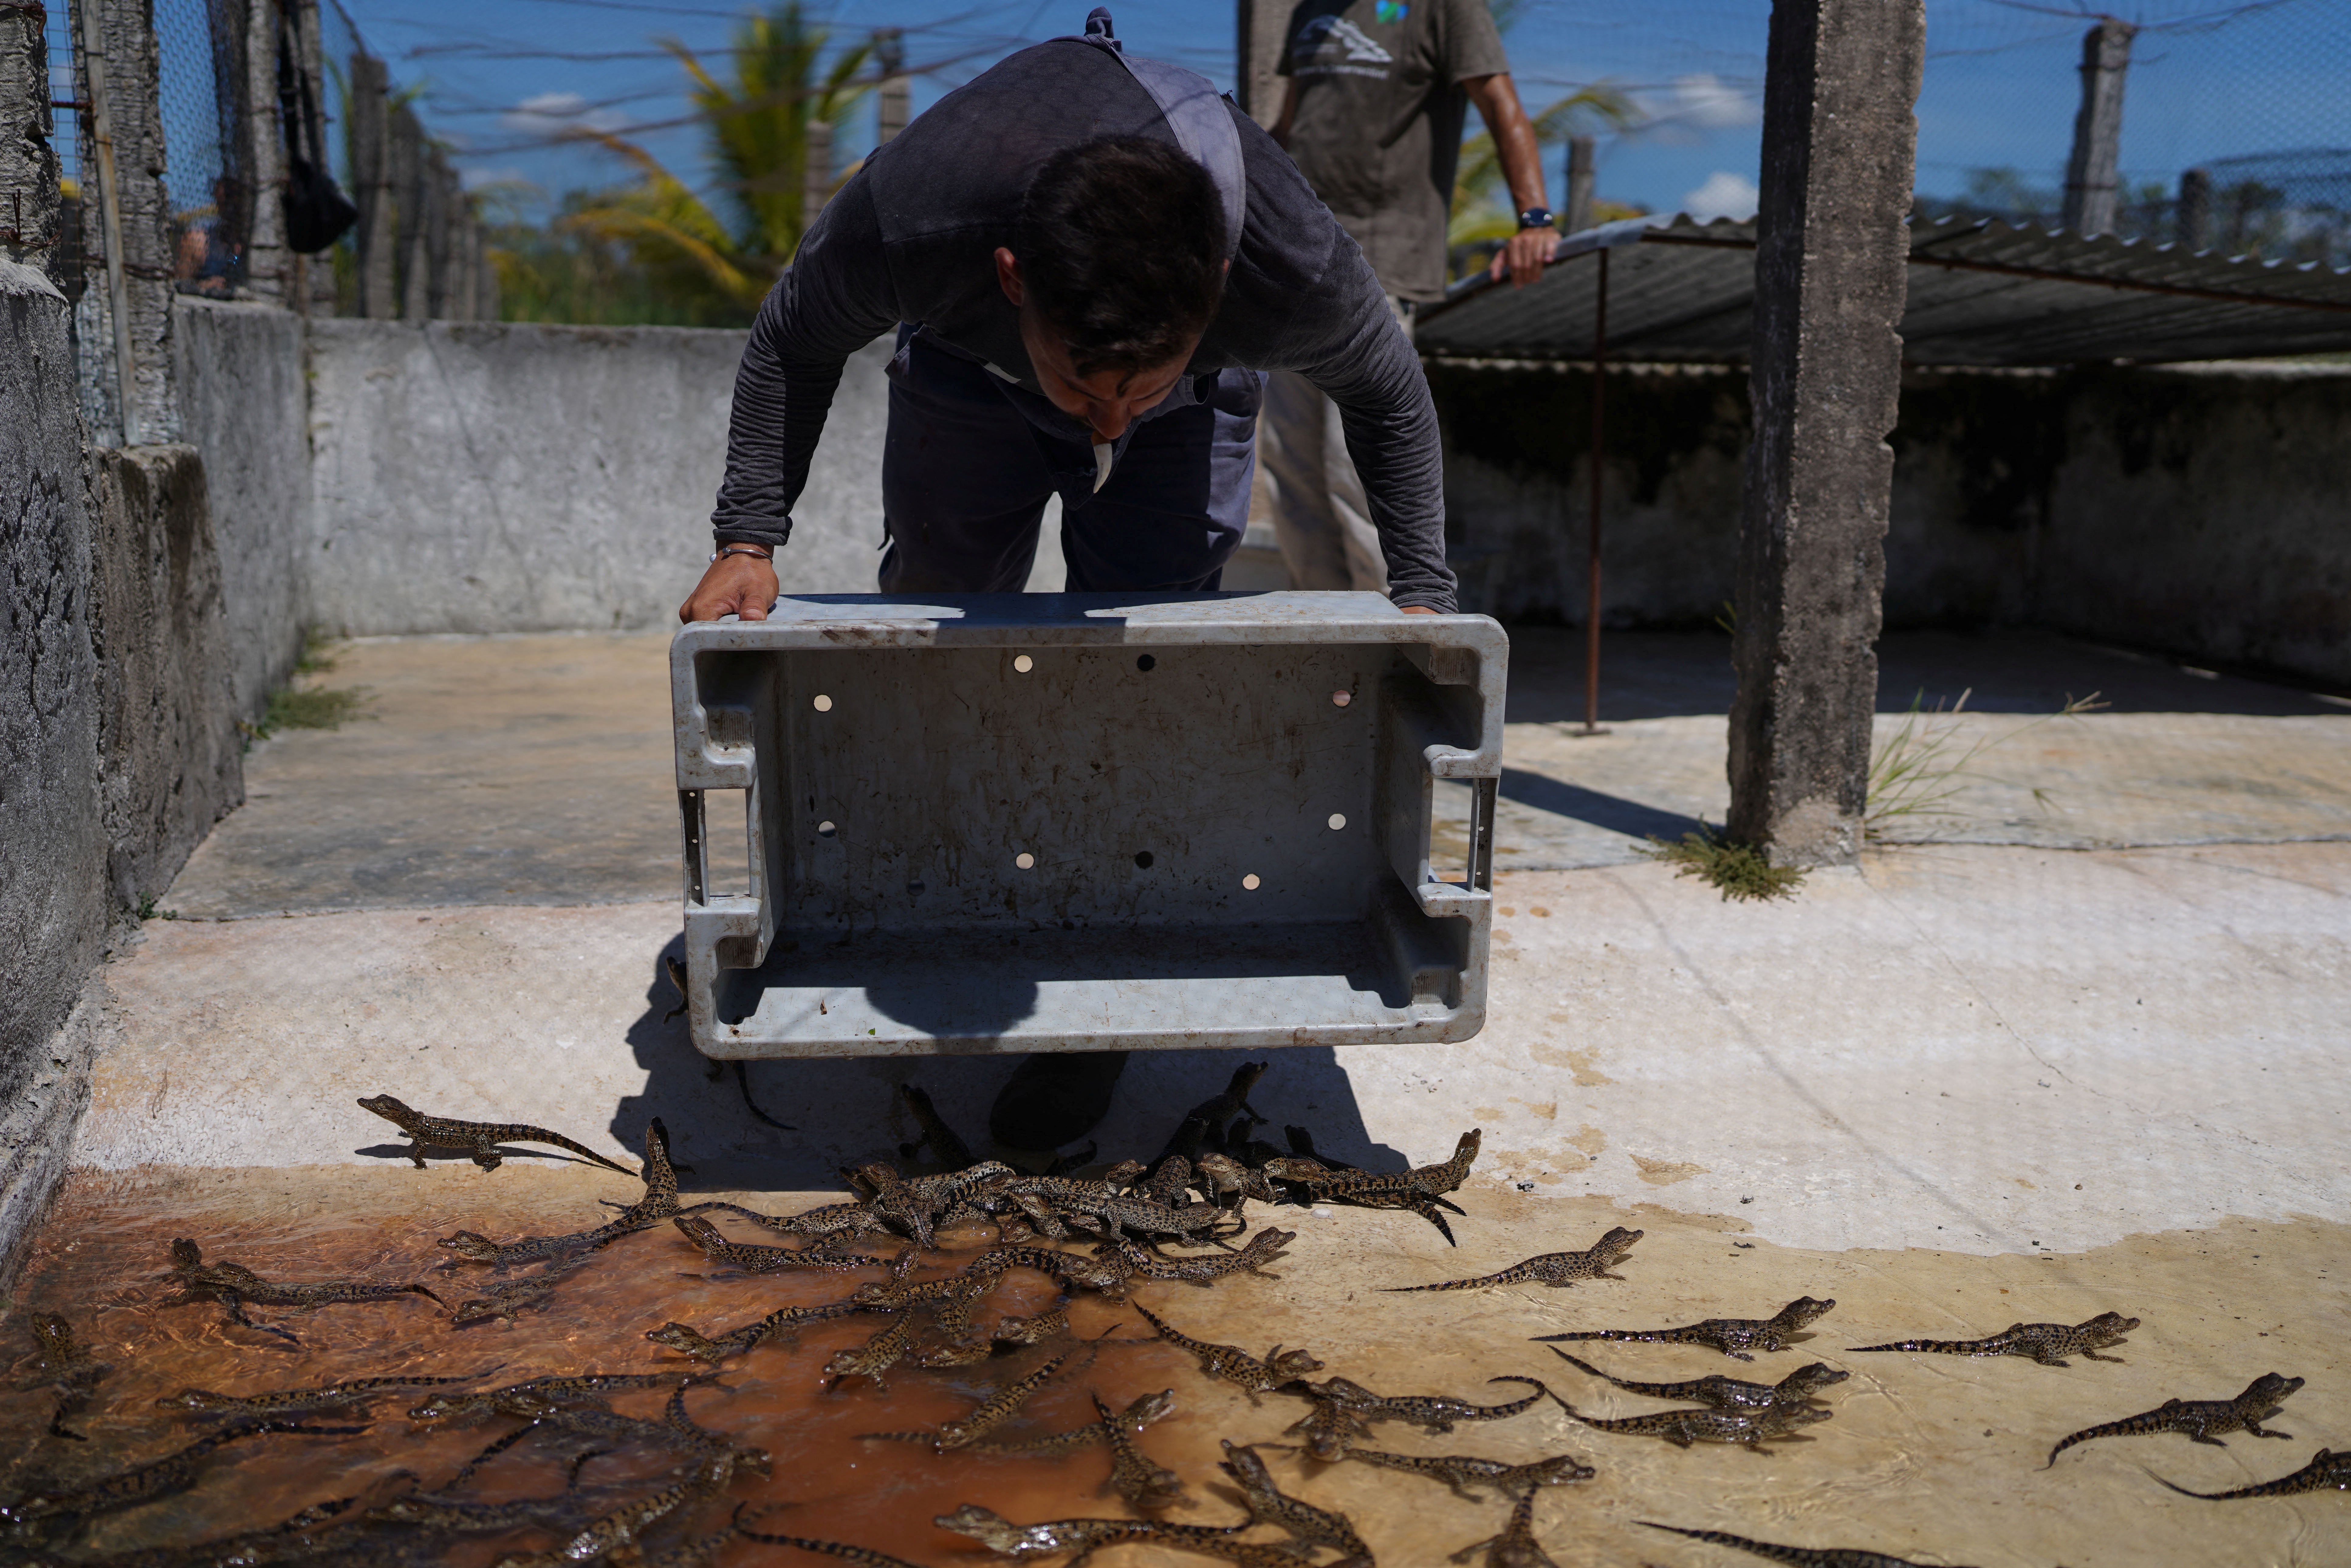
[279,5,357,254]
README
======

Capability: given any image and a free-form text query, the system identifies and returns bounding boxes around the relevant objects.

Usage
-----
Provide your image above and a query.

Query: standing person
[1264,0,1554,593]
[677,9,1454,1154]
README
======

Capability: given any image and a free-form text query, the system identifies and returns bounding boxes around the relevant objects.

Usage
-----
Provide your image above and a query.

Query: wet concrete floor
[12,625,2347,1564]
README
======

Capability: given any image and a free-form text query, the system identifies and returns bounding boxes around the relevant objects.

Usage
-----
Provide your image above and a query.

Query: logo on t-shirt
[1294,14,1395,75]
[1375,1,1407,22]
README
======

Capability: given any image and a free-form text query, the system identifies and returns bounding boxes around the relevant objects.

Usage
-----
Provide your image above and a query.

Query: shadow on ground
[607,934,1410,1189]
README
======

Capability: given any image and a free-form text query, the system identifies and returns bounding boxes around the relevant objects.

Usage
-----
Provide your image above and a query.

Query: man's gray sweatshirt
[710,36,1456,611]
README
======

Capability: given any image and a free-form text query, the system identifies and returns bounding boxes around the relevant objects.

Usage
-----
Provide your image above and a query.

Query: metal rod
[1584,246,1608,735]
[76,0,139,444]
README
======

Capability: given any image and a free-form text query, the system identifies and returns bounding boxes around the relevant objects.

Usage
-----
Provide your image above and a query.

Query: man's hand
[680,551,780,624]
[1399,604,1438,616]
[1489,227,1553,289]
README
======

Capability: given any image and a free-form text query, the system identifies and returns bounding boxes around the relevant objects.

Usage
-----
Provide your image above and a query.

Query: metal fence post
[1565,136,1595,234]
[2177,166,2211,253]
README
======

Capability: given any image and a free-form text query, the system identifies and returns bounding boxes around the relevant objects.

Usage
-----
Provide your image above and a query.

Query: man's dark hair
[1016,135,1228,376]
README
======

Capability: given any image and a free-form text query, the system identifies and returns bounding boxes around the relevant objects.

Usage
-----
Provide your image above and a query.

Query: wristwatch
[1517,206,1554,231]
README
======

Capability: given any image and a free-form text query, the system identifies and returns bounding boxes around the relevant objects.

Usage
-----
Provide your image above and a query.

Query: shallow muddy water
[2,1164,2345,1566]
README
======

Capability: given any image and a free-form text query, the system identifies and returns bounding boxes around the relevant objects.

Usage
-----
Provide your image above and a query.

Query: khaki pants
[1254,297,1414,594]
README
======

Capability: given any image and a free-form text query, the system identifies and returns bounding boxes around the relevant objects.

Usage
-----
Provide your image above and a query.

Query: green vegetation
[494,3,871,327]
[1865,688,2105,842]
[243,630,373,743]
[1640,825,1808,903]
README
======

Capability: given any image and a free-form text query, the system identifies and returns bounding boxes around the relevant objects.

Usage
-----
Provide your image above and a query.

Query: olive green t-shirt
[1278,0,1511,301]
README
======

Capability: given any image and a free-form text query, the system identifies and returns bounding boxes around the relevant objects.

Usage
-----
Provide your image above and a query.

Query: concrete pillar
[425,150,454,316]
[2177,166,2211,252]
[75,0,180,444]
[803,116,831,232]
[475,218,498,320]
[873,28,907,146]
[1726,0,1925,867]
[1234,0,1291,129]
[348,53,392,315]
[226,0,288,297]
[1564,136,1596,234]
[390,102,425,319]
[1,2,60,272]
[2060,19,2133,238]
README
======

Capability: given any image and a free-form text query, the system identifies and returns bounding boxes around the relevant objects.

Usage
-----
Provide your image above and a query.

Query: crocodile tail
[1635,1525,1807,1563]
[2046,1425,2107,1467]
[521,1125,638,1177]
[1845,1338,1945,1353]
[1379,1274,1490,1293]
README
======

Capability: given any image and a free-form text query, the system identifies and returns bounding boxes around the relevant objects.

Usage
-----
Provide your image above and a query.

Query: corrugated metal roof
[1413,215,2351,366]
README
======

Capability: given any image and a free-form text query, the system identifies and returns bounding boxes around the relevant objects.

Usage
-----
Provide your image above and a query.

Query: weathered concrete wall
[0,260,110,1282]
[1432,359,2351,686]
[88,444,246,909]
[174,298,314,716]
[305,322,894,635]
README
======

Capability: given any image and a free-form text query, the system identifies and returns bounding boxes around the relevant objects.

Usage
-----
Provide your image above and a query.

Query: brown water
[4,1166,2347,1566]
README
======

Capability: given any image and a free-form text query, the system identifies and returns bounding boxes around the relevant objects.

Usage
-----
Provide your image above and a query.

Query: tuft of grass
[1640,825,1807,902]
[292,626,342,676]
[255,685,373,737]
[134,893,178,921]
[1866,688,2106,842]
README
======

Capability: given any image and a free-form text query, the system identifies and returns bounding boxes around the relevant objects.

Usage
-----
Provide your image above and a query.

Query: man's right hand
[679,550,780,624]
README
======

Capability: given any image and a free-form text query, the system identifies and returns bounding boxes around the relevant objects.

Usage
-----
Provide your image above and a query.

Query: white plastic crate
[672,592,1504,1058]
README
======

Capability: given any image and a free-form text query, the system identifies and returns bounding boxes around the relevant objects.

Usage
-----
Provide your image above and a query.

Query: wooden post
[1565,135,1595,234]
[350,52,393,316]
[1726,0,1925,866]
[2061,19,2134,238]
[76,0,139,443]
[391,104,425,318]
[873,28,908,146]
[237,0,288,298]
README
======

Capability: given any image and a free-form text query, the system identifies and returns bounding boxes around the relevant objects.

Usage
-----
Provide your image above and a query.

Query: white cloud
[1682,170,1760,222]
[1671,73,1759,130]
[501,91,627,139]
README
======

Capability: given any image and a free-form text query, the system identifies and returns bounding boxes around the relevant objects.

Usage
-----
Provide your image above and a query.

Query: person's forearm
[1468,74,1545,214]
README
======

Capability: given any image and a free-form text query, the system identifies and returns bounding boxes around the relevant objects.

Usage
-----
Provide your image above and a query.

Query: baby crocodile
[1302,1446,1593,1501]
[673,1214,866,1273]
[1096,1390,1186,1512]
[488,1468,711,1568]
[1193,1153,1277,1208]
[408,1370,687,1420]
[706,1198,893,1248]
[1637,1522,1980,1567]
[1102,1227,1293,1285]
[2047,1372,2302,1467]
[1547,1348,1848,1411]
[897,1082,978,1169]
[646,1300,867,1366]
[451,1271,570,1325]
[170,1238,443,1316]
[438,1224,631,1267]
[825,1312,916,1392]
[1266,1130,1481,1204]
[934,1506,1238,1565]
[357,1093,635,1175]
[959,1390,1176,1457]
[1285,1392,1375,1460]
[734,1522,931,1568]
[1387,1227,1644,1294]
[1847,1311,2137,1367]
[1219,1440,1369,1559]
[862,1352,1071,1451]
[1133,1302,1323,1399]
[601,1116,689,1227]
[15,1313,113,1441]
[1555,1400,1833,1449]
[1448,1487,1561,1568]
[160,1370,497,1418]
[1534,1296,1836,1362]
[0,1420,357,1526]
[1304,1375,1551,1434]
[2153,1445,2351,1499]
[368,1493,582,1532]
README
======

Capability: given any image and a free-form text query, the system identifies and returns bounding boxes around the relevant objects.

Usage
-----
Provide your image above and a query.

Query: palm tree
[564,3,872,315]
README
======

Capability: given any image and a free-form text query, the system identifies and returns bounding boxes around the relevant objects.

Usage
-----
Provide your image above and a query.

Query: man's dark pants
[877,329,1265,1149]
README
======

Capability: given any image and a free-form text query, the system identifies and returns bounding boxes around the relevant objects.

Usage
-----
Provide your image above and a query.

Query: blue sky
[324,0,2351,227]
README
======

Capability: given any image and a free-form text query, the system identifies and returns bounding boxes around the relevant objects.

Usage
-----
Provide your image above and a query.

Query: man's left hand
[1489,227,1552,289]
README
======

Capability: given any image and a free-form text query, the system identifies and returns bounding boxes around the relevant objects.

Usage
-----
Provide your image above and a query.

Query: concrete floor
[38,625,2351,1564]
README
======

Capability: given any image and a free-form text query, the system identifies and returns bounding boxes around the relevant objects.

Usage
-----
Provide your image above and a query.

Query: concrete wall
[305,321,896,635]
[174,299,314,717]
[0,260,112,1275]
[1431,359,2351,686]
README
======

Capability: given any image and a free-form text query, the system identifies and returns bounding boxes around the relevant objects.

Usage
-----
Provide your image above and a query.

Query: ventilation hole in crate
[1016,853,1035,870]
[1242,874,1261,890]
[1136,655,1156,672]
[1013,654,1034,673]
[1331,690,1351,707]
[817,821,837,838]
[812,694,833,712]
[1134,851,1154,869]
[1327,813,1347,831]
